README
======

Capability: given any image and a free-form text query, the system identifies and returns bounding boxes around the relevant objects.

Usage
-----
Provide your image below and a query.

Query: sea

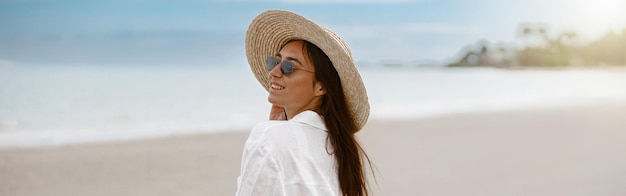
[1,65,626,148]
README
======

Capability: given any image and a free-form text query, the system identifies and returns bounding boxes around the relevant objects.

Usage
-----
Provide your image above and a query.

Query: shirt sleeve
[236,121,338,196]
[236,125,285,196]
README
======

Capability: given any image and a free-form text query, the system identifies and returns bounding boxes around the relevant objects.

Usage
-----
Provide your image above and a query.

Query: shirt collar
[290,110,327,131]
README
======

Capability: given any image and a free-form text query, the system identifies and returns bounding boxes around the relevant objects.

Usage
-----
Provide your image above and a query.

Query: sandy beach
[1,103,626,196]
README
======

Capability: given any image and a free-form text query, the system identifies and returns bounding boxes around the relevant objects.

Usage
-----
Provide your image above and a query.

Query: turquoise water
[2,65,626,147]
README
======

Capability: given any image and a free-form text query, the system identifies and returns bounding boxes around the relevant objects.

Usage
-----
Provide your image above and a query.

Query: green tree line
[450,23,626,67]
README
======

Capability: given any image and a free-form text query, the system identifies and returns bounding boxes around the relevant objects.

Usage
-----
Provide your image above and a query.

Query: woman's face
[268,40,325,118]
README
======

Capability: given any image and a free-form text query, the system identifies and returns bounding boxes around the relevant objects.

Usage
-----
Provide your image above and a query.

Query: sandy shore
[1,104,626,196]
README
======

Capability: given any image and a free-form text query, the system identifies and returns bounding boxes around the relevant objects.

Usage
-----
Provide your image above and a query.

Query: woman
[237,10,372,196]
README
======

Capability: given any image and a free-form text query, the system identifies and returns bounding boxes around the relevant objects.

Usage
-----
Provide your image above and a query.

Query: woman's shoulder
[253,120,294,132]
[249,120,299,142]
[249,119,320,148]
[246,111,326,149]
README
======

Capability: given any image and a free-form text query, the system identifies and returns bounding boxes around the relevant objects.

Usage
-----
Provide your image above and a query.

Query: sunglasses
[266,56,314,76]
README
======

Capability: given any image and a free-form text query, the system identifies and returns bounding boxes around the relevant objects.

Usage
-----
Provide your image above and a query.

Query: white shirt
[236,110,339,196]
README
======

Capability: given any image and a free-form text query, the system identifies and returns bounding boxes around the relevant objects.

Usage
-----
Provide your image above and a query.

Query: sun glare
[571,0,626,37]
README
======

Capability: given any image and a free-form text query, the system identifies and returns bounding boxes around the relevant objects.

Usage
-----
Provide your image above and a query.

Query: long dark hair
[303,40,371,196]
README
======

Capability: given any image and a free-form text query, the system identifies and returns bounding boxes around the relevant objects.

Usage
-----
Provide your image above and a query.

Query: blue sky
[1,0,624,66]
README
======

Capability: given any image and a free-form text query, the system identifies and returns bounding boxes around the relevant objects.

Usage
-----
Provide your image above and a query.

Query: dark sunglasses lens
[266,57,277,71]
[281,61,294,76]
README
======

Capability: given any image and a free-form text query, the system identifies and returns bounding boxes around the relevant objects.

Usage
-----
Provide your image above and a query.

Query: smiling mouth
[271,84,285,90]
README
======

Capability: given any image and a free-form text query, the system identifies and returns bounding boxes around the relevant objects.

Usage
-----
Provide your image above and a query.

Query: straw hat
[246,10,370,131]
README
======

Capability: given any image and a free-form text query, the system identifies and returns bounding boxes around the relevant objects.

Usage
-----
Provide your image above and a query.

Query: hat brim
[245,10,369,131]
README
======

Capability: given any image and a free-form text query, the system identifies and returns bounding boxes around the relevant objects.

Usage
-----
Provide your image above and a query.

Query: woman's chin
[267,96,281,105]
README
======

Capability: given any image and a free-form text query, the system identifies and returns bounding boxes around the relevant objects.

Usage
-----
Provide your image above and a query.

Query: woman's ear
[314,81,326,96]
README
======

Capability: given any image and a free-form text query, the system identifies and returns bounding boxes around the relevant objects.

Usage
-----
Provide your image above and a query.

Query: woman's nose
[269,62,282,77]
